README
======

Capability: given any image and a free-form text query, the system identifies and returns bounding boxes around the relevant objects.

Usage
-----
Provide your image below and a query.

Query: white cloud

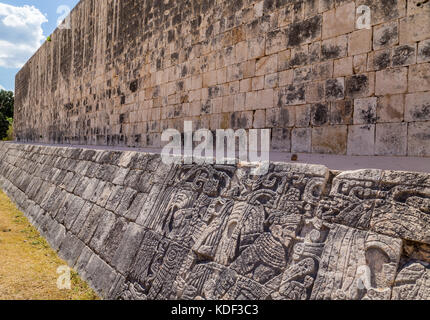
[0,3,47,68]
[0,84,4,90]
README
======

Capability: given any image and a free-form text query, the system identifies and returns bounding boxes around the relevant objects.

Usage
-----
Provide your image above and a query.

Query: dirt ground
[0,190,99,300]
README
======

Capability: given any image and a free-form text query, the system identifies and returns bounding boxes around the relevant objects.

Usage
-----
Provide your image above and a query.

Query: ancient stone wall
[14,0,430,156]
[0,141,429,300]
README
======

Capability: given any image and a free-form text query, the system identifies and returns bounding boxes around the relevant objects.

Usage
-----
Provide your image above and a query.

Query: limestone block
[392,44,417,67]
[255,54,278,76]
[375,67,408,95]
[305,81,325,103]
[279,69,293,87]
[321,35,348,61]
[265,73,278,88]
[377,94,404,123]
[311,103,329,126]
[345,73,375,98]
[347,124,375,156]
[278,84,306,106]
[291,128,311,153]
[325,78,345,101]
[312,125,348,154]
[272,128,291,151]
[348,29,372,56]
[375,123,408,156]
[295,104,311,127]
[367,49,392,71]
[373,21,399,50]
[266,106,295,128]
[354,97,377,124]
[252,76,265,91]
[330,100,353,125]
[399,13,430,44]
[405,91,430,122]
[353,54,368,74]
[322,2,355,39]
[408,63,430,93]
[253,110,266,128]
[333,57,353,77]
[408,121,430,157]
[418,39,430,63]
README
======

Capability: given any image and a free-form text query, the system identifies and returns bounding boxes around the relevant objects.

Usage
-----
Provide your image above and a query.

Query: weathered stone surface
[11,0,430,159]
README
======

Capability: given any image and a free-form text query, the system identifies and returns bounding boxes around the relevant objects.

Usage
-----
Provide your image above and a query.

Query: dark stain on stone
[64,103,74,110]
[312,103,329,126]
[201,100,211,114]
[412,104,430,120]
[421,43,430,58]
[346,75,369,98]
[393,45,415,66]
[378,26,398,47]
[130,80,138,93]
[121,96,126,105]
[360,106,377,124]
[375,51,391,69]
[322,44,341,60]
[280,107,290,126]
[287,15,322,47]
[290,52,308,67]
[326,79,344,100]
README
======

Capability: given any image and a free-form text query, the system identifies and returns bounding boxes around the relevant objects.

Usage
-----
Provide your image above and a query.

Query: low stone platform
[0,142,429,300]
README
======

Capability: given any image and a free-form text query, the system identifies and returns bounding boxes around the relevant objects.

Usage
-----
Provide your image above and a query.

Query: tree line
[0,90,14,140]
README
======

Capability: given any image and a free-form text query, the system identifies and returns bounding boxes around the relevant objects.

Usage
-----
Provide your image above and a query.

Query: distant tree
[0,90,14,118]
[0,112,9,140]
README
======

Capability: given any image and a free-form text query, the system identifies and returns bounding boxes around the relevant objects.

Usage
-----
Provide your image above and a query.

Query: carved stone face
[269,219,301,248]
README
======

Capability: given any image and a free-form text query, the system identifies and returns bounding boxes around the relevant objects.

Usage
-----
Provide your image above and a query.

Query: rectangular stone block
[375,123,408,156]
[408,121,430,157]
[312,125,347,155]
[405,92,430,122]
[347,124,375,156]
[377,94,404,123]
[291,128,311,153]
[408,63,430,93]
[353,97,377,125]
[375,67,408,95]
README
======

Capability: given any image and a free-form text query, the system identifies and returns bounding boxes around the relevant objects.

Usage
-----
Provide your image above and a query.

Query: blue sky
[0,0,80,91]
